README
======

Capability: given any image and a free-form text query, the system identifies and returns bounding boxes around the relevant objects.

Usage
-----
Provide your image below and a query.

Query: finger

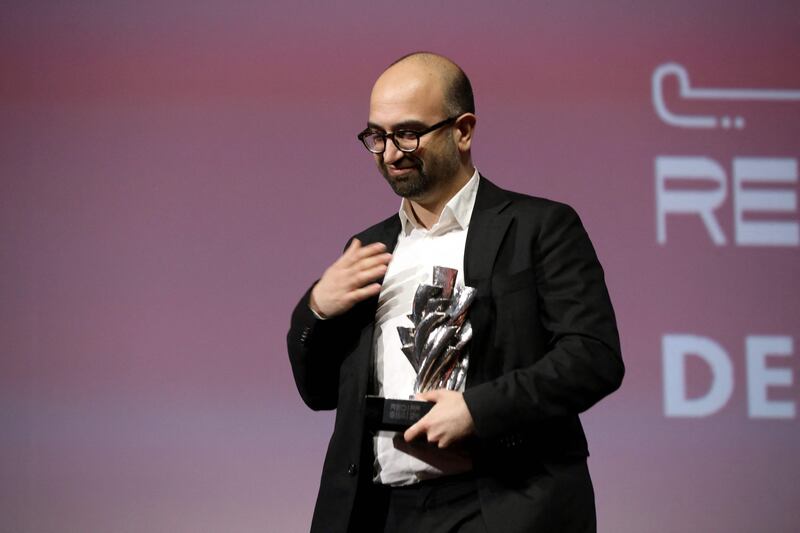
[339,240,385,268]
[340,238,362,260]
[345,238,362,254]
[347,282,382,303]
[354,252,393,271]
[404,420,425,442]
[351,241,388,261]
[416,390,442,402]
[351,263,389,289]
[335,239,362,268]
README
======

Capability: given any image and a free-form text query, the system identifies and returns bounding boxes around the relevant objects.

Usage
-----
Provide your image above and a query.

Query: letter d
[663,334,733,417]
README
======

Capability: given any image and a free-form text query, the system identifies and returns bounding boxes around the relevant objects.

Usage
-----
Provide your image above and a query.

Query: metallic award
[365,266,476,431]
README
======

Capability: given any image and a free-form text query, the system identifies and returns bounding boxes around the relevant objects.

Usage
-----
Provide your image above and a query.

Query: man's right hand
[309,239,392,319]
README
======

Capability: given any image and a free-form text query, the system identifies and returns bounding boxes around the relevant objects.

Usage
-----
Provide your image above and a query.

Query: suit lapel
[375,215,402,252]
[463,177,513,386]
[464,177,513,286]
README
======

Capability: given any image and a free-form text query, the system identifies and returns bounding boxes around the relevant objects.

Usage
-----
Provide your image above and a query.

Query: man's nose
[382,139,404,165]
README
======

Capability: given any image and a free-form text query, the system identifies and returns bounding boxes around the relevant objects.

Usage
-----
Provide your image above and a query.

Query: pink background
[2,1,798,531]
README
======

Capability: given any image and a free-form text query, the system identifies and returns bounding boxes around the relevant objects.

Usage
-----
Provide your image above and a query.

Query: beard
[377,138,460,200]
[378,156,432,199]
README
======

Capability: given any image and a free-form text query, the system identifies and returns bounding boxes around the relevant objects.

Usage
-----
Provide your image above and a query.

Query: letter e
[746,335,795,418]
[733,158,799,246]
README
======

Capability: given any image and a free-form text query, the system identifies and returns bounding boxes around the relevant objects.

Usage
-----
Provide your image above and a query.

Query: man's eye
[395,130,419,140]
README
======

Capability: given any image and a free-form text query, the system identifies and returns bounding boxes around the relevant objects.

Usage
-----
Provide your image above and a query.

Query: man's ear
[454,113,476,152]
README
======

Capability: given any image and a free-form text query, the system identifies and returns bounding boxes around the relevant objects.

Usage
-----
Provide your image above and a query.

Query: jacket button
[299,327,311,345]
[347,463,358,476]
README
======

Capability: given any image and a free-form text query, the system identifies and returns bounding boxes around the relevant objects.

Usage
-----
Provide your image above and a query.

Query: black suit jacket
[288,177,623,532]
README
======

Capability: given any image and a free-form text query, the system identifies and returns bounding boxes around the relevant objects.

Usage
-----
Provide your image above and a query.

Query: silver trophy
[365,266,476,431]
[398,266,475,393]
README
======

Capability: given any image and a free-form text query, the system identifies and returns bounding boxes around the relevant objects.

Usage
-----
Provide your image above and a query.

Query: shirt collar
[398,169,480,235]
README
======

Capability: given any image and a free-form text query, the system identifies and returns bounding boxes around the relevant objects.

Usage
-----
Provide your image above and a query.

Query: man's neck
[407,167,475,229]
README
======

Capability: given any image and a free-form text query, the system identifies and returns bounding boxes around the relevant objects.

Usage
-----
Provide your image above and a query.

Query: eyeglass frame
[356,115,460,154]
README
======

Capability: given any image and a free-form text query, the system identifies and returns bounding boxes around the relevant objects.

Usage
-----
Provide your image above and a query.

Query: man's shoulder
[480,177,578,220]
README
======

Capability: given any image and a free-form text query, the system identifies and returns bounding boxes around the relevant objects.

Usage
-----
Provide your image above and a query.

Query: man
[288,52,623,532]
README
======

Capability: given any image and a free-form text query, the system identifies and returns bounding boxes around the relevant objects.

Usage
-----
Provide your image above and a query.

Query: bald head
[366,52,477,216]
[377,52,474,118]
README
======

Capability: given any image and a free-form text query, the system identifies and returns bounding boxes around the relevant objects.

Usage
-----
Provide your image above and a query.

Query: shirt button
[347,463,358,476]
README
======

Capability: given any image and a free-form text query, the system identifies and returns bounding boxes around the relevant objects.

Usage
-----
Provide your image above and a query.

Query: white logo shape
[652,62,800,130]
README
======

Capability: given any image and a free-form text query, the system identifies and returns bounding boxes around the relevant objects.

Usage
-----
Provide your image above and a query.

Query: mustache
[383,153,422,169]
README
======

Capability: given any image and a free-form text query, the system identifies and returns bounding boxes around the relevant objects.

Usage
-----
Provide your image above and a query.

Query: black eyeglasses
[357,116,459,154]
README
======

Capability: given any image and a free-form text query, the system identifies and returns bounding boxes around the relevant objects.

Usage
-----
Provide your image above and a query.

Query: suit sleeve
[287,285,338,410]
[287,235,372,411]
[463,203,624,439]
[287,282,366,411]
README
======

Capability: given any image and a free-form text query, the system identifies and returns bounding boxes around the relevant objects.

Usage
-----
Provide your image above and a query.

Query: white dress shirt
[372,170,479,486]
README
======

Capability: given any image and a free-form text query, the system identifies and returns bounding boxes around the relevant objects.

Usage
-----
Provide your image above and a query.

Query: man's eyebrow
[366,120,429,131]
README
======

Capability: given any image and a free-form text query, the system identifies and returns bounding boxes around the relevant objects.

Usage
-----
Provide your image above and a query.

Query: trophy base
[364,395,433,432]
